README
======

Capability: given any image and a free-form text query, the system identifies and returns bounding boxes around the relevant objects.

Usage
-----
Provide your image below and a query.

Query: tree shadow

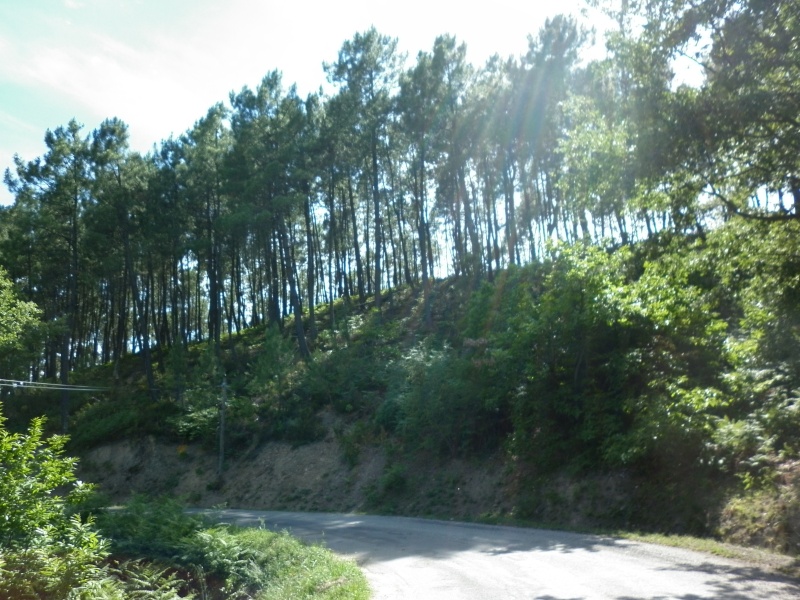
[196,509,800,600]
[202,509,622,558]
[612,560,800,600]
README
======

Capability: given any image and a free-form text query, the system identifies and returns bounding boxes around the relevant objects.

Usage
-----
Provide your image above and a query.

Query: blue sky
[0,0,599,206]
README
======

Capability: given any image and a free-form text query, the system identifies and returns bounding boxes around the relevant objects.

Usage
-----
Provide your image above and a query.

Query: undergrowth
[94,496,369,599]
[21,236,800,558]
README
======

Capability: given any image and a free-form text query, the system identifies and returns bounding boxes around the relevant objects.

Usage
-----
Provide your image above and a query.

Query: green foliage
[96,496,203,561]
[162,343,189,406]
[366,463,409,509]
[0,516,108,600]
[0,416,96,546]
[0,267,42,379]
[97,498,369,599]
[302,310,396,416]
[692,220,800,483]
[246,325,297,402]
[305,344,387,415]
[335,420,376,467]
[105,560,190,599]
[69,395,180,451]
[0,268,38,350]
[711,417,776,483]
[506,245,638,470]
[244,326,326,444]
[610,247,729,466]
[98,498,253,597]
[674,0,800,220]
[0,415,108,598]
[452,241,734,475]
[232,526,369,600]
[172,400,219,442]
[180,527,262,594]
[558,94,632,229]
[163,345,259,447]
[389,341,506,456]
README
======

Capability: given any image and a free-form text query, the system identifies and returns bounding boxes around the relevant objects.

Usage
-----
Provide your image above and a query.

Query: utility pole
[218,376,227,478]
[60,389,70,433]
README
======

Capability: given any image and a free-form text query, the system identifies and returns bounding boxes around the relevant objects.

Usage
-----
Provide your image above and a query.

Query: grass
[617,531,751,558]
[95,497,370,599]
[468,510,800,579]
[616,531,800,579]
[228,526,369,600]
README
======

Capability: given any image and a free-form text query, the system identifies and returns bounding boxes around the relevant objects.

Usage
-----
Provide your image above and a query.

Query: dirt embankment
[78,410,800,560]
[77,410,513,517]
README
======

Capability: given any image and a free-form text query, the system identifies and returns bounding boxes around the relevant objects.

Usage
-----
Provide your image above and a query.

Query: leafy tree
[0,268,104,597]
[620,0,800,222]
[228,73,315,357]
[4,121,94,428]
[88,119,163,396]
[390,339,509,457]
[558,93,631,241]
[508,245,638,470]
[0,416,107,598]
[398,35,472,317]
[701,0,800,221]
[701,220,800,473]
[0,267,40,378]
[514,15,585,253]
[615,244,729,468]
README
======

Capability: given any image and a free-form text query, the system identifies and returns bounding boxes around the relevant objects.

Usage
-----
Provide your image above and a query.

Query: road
[198,509,799,599]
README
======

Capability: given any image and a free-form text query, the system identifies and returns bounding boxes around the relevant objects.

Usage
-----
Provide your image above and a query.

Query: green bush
[97,496,203,561]
[366,464,409,508]
[303,343,390,415]
[246,324,297,403]
[0,415,109,598]
[69,394,182,450]
[97,498,370,599]
[390,344,502,456]
[335,420,376,467]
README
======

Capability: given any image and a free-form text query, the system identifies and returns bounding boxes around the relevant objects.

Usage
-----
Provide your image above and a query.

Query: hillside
[7,230,796,558]
[2,0,800,563]
[72,282,516,519]
[4,2,800,594]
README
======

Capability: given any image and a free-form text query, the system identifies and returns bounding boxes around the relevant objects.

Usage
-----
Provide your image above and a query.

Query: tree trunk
[372,130,382,311]
[347,175,366,304]
[280,219,310,360]
[304,194,318,340]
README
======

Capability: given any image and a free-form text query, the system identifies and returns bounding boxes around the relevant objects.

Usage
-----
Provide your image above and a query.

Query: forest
[2,0,800,565]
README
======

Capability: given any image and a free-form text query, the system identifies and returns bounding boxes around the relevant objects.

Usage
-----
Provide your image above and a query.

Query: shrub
[97,498,370,599]
[386,335,512,458]
[96,496,203,561]
[0,415,109,598]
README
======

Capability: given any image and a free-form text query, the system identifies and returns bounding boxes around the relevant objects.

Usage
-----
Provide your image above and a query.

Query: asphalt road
[199,509,799,599]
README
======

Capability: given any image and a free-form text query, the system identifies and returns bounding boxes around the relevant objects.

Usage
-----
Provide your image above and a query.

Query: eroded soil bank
[79,409,800,560]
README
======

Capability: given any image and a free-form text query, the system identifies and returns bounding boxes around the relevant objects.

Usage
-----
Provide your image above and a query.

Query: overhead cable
[0,378,109,392]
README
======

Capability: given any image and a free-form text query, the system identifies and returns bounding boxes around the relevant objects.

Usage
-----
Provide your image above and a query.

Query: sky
[0,0,605,206]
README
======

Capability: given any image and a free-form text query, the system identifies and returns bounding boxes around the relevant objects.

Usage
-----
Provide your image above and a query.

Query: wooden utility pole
[218,376,227,478]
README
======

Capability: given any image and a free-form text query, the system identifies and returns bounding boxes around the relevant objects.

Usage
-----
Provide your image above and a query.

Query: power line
[0,378,109,392]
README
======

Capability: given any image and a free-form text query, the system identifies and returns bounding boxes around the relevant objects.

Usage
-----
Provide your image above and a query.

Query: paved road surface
[199,509,799,599]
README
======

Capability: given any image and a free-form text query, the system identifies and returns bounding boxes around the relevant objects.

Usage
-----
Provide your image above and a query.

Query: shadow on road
[195,509,800,600]
[203,508,622,558]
